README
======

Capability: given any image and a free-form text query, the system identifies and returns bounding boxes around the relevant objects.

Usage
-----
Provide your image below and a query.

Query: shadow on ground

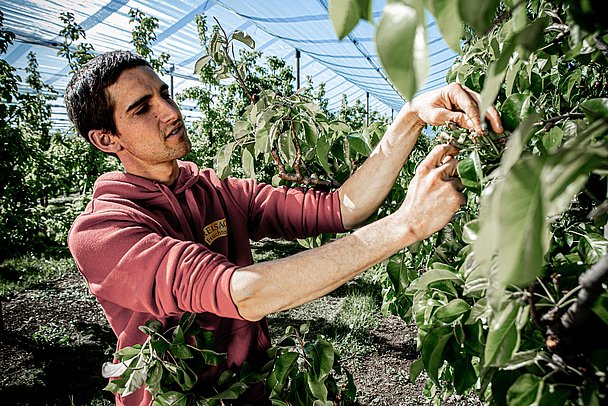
[0,321,116,405]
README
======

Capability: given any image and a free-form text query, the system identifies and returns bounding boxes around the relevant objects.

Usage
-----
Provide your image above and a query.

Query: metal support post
[295,49,301,90]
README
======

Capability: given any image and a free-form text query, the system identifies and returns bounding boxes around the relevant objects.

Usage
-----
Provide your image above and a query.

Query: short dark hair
[64,50,151,142]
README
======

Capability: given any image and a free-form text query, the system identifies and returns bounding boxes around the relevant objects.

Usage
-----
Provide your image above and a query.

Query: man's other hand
[395,144,466,241]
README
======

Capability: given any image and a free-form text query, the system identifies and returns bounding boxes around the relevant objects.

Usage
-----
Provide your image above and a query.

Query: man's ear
[88,129,123,155]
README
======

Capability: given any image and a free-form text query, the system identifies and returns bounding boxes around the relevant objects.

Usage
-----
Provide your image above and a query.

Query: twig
[528,285,543,328]
[536,113,585,131]
[594,35,608,59]
[212,17,256,104]
[270,149,341,188]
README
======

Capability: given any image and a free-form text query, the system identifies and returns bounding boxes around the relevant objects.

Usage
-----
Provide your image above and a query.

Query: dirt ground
[0,263,477,405]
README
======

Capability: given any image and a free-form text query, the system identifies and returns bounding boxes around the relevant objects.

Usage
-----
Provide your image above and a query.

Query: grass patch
[329,281,382,357]
[0,256,75,298]
[31,322,76,347]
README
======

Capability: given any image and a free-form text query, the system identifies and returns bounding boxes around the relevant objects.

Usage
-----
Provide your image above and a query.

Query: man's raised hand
[409,82,503,134]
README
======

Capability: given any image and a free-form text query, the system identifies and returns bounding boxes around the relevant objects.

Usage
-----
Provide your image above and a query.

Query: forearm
[230,213,418,321]
[338,105,425,229]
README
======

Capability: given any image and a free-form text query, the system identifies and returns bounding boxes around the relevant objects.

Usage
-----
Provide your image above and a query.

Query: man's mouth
[166,123,183,138]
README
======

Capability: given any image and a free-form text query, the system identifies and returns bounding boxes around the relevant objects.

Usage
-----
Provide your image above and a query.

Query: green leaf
[154,391,188,406]
[416,269,463,289]
[232,30,255,49]
[500,115,537,172]
[544,147,608,217]
[215,142,235,179]
[494,38,516,75]
[278,132,296,165]
[580,98,608,121]
[209,382,249,399]
[479,61,508,119]
[514,17,550,53]
[421,326,453,384]
[193,55,212,74]
[459,0,499,35]
[452,356,477,394]
[176,359,198,391]
[434,299,471,323]
[484,302,522,367]
[146,361,163,392]
[409,357,424,383]
[386,255,412,295]
[329,0,372,40]
[500,93,532,132]
[241,148,255,178]
[171,343,193,359]
[457,156,480,191]
[578,233,608,264]
[267,351,299,395]
[462,220,479,245]
[115,345,142,360]
[307,372,328,401]
[506,374,543,405]
[199,349,227,366]
[430,0,463,52]
[316,136,332,174]
[233,120,251,140]
[303,122,318,147]
[376,0,427,101]
[309,337,335,381]
[255,127,270,156]
[497,157,550,286]
[123,361,147,396]
[542,126,563,153]
[592,292,608,324]
[347,132,372,156]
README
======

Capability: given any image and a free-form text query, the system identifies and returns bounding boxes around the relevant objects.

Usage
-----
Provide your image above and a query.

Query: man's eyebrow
[125,83,170,113]
[126,94,151,113]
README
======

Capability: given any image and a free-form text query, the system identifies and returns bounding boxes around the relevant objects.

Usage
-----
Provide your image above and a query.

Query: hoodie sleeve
[68,210,243,320]
[222,177,346,241]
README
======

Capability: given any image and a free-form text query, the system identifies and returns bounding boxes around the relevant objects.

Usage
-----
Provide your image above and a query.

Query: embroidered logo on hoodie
[203,218,227,245]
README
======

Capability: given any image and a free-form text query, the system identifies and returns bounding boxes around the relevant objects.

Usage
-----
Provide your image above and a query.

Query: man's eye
[135,104,150,115]
[162,92,172,100]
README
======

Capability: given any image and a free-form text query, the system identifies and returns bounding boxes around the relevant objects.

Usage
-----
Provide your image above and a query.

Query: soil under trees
[0,240,478,405]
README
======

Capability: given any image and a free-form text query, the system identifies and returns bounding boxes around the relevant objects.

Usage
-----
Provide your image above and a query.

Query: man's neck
[122,159,181,186]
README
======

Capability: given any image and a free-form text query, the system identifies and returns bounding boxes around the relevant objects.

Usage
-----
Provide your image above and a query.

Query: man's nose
[158,98,180,123]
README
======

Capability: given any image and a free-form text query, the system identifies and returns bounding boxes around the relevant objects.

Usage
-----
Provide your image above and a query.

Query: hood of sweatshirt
[92,160,200,202]
[91,160,206,242]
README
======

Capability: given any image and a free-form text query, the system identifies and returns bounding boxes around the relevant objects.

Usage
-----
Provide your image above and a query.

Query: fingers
[446,83,504,134]
[437,156,458,177]
[418,144,459,171]
[461,87,503,134]
[445,83,483,133]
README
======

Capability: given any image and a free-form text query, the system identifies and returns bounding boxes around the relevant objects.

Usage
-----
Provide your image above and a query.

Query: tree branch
[546,254,608,351]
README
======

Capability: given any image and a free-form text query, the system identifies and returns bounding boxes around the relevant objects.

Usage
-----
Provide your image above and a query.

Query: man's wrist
[387,211,423,249]
[398,103,426,131]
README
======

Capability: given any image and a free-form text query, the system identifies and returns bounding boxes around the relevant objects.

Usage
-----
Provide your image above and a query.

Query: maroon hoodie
[68,160,345,405]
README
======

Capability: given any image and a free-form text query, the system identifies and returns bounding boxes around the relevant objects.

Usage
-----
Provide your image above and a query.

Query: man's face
[106,66,191,165]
